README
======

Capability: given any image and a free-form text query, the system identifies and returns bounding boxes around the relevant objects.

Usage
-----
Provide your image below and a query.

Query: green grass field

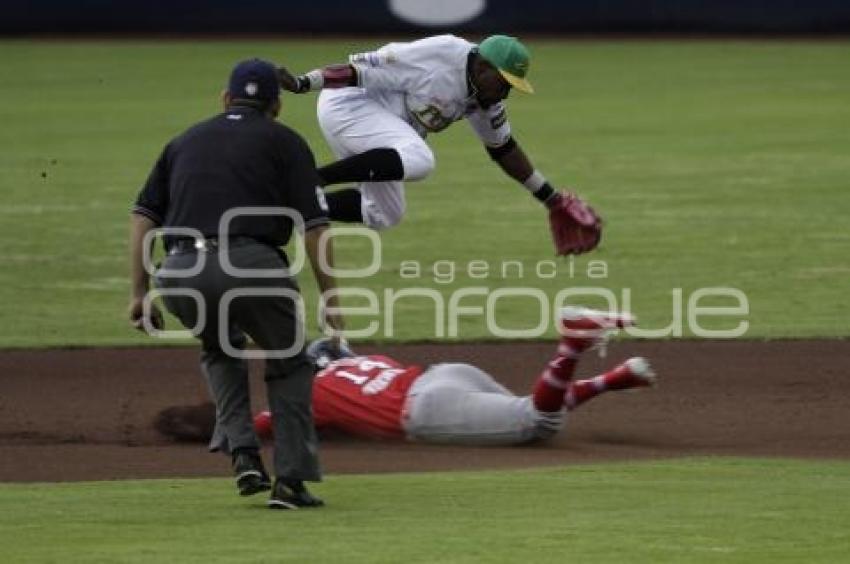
[1,39,849,346]
[1,39,848,564]
[2,458,848,563]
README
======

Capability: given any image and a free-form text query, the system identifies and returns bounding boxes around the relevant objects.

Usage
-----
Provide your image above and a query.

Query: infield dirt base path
[1,340,848,483]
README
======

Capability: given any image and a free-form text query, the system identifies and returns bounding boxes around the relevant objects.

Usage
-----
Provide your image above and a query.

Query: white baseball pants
[317,88,435,230]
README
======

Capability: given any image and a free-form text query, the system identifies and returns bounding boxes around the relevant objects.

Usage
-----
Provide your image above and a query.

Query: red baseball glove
[547,191,602,255]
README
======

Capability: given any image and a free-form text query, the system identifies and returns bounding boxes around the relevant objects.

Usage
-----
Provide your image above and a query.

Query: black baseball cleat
[232,449,271,496]
[267,479,325,509]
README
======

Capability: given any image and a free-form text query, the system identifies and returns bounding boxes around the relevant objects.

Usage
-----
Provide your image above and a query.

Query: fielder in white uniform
[278,34,567,230]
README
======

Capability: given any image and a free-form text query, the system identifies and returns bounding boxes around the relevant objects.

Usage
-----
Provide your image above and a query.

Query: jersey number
[332,359,405,395]
[334,370,369,385]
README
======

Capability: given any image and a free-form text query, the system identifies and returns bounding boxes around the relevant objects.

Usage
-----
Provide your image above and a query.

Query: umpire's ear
[268,97,281,119]
[221,89,232,110]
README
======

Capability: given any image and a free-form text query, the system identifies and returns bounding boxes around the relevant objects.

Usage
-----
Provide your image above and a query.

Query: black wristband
[295,75,311,93]
[533,182,556,204]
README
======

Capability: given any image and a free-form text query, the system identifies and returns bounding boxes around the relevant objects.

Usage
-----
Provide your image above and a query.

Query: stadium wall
[4,0,850,35]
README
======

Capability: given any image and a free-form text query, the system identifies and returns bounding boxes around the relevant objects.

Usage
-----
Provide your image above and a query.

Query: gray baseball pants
[155,240,320,482]
[403,363,566,445]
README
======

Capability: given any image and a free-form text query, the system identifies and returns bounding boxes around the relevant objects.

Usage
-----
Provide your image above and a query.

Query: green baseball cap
[478,35,534,94]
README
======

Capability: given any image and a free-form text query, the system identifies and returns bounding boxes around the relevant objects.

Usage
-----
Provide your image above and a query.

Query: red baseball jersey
[311,355,424,439]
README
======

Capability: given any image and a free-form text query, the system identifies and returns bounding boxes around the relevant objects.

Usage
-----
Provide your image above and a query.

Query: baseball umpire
[128,58,344,509]
[277,34,602,255]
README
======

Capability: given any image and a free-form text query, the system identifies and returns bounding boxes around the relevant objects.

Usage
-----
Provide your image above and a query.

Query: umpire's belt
[167,236,260,255]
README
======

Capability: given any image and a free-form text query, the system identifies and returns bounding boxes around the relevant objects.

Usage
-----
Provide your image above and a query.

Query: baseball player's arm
[128,147,171,331]
[128,213,163,331]
[490,139,602,255]
[488,140,558,206]
[466,105,558,206]
[468,108,602,255]
[304,225,345,339]
[284,130,347,339]
[279,64,358,93]
[279,43,417,93]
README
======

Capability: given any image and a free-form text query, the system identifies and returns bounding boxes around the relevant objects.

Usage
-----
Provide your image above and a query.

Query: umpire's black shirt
[133,105,328,248]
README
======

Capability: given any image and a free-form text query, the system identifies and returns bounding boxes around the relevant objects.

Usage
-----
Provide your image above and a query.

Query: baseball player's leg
[199,332,260,454]
[532,308,655,416]
[404,364,564,445]
[317,93,435,183]
[208,419,227,452]
[318,89,434,180]
[242,317,319,484]
[157,252,269,495]
[564,358,657,410]
[531,350,580,413]
[358,180,406,230]
[317,89,434,229]
[531,307,636,412]
[264,364,320,481]
[156,255,260,454]
[226,243,321,483]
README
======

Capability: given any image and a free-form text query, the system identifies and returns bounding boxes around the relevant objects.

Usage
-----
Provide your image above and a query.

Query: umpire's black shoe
[267,479,324,509]
[232,449,271,496]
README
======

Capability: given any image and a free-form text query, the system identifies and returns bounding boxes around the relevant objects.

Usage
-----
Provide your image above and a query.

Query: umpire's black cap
[228,58,280,101]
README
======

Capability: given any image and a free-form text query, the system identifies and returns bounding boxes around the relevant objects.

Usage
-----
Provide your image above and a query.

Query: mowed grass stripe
[1,458,849,563]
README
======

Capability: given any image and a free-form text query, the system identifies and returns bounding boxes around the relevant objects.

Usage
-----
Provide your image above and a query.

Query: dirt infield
[1,339,848,483]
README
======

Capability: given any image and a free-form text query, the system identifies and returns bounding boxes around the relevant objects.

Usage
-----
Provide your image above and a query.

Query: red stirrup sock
[532,350,579,412]
[564,376,607,410]
[565,358,655,410]
[565,363,648,409]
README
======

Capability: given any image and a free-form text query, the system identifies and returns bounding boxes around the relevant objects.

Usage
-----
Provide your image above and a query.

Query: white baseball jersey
[349,34,513,147]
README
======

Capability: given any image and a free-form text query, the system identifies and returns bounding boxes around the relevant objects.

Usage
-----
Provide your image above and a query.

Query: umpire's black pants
[156,239,320,483]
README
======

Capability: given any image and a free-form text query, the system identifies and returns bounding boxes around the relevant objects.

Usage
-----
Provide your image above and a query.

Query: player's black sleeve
[485,136,517,161]
[132,144,171,225]
[280,131,330,232]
